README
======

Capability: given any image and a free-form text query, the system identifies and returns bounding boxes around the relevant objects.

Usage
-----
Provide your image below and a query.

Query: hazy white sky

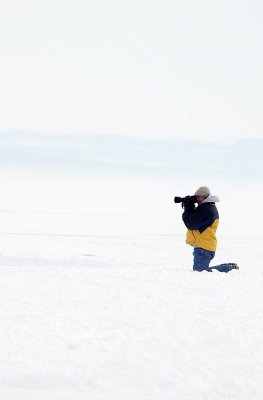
[1,0,263,142]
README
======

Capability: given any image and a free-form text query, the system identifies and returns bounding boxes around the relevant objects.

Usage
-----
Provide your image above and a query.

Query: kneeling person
[182,186,239,273]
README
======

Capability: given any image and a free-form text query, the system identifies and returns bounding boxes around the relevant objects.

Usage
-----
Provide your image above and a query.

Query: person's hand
[182,196,196,211]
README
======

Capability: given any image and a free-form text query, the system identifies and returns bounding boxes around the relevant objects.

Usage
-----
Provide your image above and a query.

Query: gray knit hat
[194,186,210,197]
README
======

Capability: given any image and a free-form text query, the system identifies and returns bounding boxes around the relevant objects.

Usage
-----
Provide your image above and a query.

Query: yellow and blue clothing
[182,198,235,272]
[182,201,219,251]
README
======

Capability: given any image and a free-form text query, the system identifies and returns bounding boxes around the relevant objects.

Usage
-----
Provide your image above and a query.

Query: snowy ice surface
[0,172,263,400]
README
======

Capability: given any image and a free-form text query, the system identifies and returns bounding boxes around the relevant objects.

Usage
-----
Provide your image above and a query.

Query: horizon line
[0,130,262,145]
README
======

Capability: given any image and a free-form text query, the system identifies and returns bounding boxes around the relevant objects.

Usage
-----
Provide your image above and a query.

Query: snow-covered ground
[0,173,263,399]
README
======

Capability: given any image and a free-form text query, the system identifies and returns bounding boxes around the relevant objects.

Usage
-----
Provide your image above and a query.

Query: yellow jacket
[182,198,219,252]
[186,219,219,251]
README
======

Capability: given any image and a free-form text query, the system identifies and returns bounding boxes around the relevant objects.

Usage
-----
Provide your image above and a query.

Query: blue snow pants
[193,247,234,273]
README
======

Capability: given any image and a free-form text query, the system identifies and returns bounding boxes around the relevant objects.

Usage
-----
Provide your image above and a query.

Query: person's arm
[182,206,214,231]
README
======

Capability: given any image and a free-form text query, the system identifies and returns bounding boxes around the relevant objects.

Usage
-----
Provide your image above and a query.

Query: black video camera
[174,195,197,210]
[174,195,197,204]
